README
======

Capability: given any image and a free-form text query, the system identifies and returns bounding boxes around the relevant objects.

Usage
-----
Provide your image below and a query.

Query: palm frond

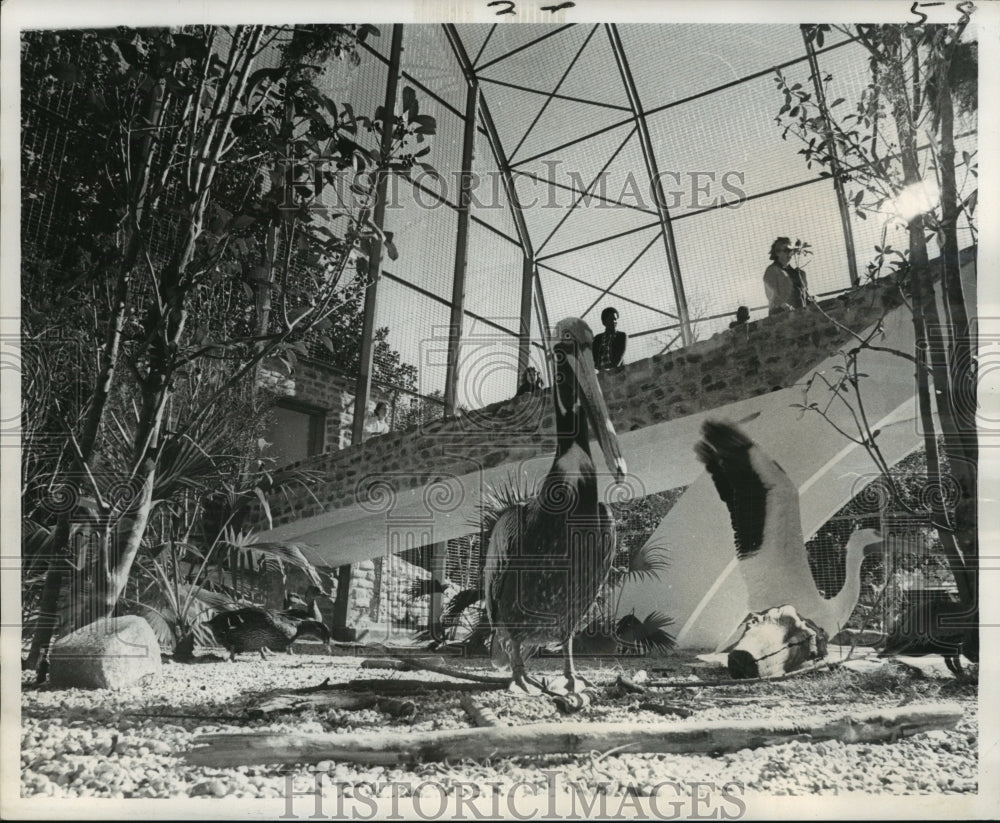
[404,578,445,601]
[623,543,670,584]
[178,583,247,617]
[154,432,222,499]
[476,473,538,544]
[220,531,325,590]
[123,601,177,649]
[615,610,676,655]
[442,586,483,625]
[268,467,324,507]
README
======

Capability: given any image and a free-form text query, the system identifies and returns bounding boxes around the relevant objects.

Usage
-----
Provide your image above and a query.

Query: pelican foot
[508,673,547,696]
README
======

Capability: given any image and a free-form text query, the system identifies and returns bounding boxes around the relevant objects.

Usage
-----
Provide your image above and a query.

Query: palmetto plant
[591,544,674,654]
[36,367,328,658]
[128,527,328,659]
[126,421,327,658]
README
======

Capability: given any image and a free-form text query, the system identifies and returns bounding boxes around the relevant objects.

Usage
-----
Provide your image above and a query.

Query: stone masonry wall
[262,279,903,530]
[338,555,446,630]
[260,359,391,454]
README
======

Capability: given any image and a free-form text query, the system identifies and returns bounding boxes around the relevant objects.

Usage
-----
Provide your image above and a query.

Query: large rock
[49,616,162,689]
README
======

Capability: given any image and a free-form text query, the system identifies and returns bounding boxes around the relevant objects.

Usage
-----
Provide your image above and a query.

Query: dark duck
[879,596,978,676]
[485,317,626,694]
[206,607,330,661]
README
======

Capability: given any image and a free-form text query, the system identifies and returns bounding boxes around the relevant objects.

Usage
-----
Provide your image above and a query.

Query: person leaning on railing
[763,236,810,316]
[363,401,390,440]
[593,306,627,369]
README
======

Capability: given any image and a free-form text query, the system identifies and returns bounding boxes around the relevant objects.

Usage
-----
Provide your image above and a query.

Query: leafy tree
[775,19,977,637]
[307,272,418,394]
[21,24,436,673]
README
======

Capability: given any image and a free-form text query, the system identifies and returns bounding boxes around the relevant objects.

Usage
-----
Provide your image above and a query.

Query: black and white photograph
[1,0,996,818]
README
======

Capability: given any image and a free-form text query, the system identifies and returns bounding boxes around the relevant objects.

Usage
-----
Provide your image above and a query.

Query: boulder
[49,616,162,689]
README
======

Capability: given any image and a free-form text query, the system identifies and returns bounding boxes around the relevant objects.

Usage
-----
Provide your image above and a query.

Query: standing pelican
[485,318,626,694]
[695,420,882,642]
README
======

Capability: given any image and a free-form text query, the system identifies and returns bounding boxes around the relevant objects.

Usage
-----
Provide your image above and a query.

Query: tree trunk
[930,39,978,621]
[25,264,135,670]
[889,37,973,609]
[25,44,170,672]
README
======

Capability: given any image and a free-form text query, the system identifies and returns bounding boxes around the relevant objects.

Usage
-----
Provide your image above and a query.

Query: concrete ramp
[618,260,975,649]
[258,261,973,648]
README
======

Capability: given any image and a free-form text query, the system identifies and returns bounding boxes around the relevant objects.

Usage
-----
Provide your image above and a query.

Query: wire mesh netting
[673,179,850,319]
[20,21,978,440]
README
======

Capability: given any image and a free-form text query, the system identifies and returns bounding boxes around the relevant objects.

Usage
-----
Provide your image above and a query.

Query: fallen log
[248,692,417,719]
[648,658,843,688]
[360,658,410,671]
[298,678,508,695]
[636,701,695,718]
[389,655,510,685]
[458,692,505,728]
[186,702,962,767]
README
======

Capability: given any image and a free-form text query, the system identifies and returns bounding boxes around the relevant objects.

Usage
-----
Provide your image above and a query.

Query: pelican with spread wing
[695,420,881,643]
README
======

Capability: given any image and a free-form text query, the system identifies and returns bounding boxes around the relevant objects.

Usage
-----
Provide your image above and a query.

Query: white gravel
[18,651,978,801]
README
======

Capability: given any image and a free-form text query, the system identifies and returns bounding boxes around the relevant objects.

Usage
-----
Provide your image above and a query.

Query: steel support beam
[533,274,554,389]
[444,25,546,386]
[536,125,637,256]
[509,24,600,162]
[517,254,535,383]
[802,25,860,287]
[444,25,533,259]
[444,80,480,417]
[331,563,353,640]
[475,24,575,72]
[479,74,630,112]
[429,542,448,642]
[605,23,692,347]
[538,260,677,321]
[351,24,404,447]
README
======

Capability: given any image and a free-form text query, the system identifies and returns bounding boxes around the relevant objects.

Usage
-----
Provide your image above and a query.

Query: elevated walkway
[258,262,974,648]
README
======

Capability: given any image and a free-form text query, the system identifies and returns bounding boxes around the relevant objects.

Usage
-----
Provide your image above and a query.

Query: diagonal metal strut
[605,23,692,347]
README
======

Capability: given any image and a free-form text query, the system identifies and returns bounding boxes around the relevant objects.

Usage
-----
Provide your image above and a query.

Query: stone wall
[260,358,393,455]
[338,555,443,630]
[262,279,902,530]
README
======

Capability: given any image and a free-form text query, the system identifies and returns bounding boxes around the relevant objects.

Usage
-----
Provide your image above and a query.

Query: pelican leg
[561,640,592,693]
[509,639,545,695]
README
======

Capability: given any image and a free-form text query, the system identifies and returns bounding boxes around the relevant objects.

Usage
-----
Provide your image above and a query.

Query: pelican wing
[695,421,801,560]
[483,503,526,629]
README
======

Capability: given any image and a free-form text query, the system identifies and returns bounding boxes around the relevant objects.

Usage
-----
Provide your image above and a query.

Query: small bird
[206,608,330,661]
[695,420,882,645]
[485,317,626,694]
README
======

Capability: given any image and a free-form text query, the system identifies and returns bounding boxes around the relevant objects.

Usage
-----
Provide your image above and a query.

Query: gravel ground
[18,649,978,807]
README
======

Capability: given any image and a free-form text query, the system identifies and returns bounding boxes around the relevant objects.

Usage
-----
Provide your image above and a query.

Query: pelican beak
[570,344,627,482]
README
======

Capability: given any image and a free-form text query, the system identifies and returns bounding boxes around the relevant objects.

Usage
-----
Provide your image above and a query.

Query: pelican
[694,420,882,643]
[485,318,626,694]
